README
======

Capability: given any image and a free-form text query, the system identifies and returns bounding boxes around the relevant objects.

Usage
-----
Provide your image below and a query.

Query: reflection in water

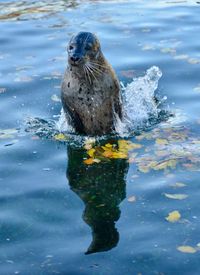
[66,144,128,254]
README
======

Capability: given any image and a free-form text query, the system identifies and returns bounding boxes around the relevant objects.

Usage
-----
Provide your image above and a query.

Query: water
[1,1,200,274]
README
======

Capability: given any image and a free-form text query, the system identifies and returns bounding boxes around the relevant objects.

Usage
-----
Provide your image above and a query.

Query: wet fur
[61,32,122,135]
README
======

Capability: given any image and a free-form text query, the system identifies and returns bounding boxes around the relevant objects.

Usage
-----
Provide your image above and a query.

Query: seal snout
[70,54,82,66]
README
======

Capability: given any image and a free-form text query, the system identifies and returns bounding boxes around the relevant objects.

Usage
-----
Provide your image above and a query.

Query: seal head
[61,32,122,135]
[68,32,101,68]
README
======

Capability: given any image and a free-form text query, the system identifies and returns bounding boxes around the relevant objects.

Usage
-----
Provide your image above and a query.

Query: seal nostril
[71,56,80,63]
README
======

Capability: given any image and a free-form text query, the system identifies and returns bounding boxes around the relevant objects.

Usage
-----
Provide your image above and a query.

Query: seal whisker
[87,63,104,75]
[89,61,108,69]
[84,65,92,84]
[85,64,98,82]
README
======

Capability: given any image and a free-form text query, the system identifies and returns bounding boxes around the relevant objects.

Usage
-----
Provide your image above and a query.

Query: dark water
[1,1,200,274]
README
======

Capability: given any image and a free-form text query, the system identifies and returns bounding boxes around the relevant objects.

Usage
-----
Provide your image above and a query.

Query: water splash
[55,108,74,133]
[116,66,163,136]
[26,66,167,139]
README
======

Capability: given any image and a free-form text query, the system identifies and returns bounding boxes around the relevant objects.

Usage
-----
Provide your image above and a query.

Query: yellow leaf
[118,140,142,151]
[153,159,177,170]
[84,158,95,165]
[102,150,113,158]
[164,193,188,200]
[177,246,197,254]
[54,133,67,141]
[104,143,113,148]
[138,165,150,173]
[165,211,181,223]
[112,151,127,159]
[87,148,95,158]
[127,196,136,202]
[156,138,168,145]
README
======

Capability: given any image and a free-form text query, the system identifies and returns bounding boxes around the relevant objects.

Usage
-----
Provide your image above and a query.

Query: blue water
[1,1,200,274]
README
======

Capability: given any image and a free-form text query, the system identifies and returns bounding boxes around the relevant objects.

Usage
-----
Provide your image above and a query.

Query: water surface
[1,1,200,274]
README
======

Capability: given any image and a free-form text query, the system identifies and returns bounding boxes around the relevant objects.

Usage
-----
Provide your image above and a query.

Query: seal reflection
[66,144,128,254]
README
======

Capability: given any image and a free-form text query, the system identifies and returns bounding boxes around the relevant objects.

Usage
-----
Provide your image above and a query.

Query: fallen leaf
[87,148,96,158]
[127,196,136,202]
[177,246,197,254]
[160,47,176,54]
[156,138,168,145]
[14,76,33,82]
[84,158,95,165]
[165,210,181,223]
[54,133,67,141]
[142,44,156,51]
[171,182,186,188]
[141,28,151,33]
[0,128,18,139]
[193,85,200,93]
[164,193,188,200]
[187,58,200,65]
[173,54,188,60]
[51,94,61,102]
[153,159,177,170]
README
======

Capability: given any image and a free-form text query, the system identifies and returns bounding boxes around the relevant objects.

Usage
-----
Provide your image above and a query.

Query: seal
[61,32,122,135]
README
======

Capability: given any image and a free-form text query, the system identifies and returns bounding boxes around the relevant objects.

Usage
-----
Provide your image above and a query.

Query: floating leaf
[54,133,67,141]
[160,48,176,54]
[165,210,181,223]
[87,148,96,158]
[127,195,136,202]
[112,151,127,159]
[14,76,33,82]
[164,193,188,200]
[177,246,197,254]
[173,54,188,60]
[187,58,200,65]
[171,182,186,188]
[153,159,177,170]
[118,140,142,151]
[156,138,168,145]
[138,166,150,173]
[84,158,95,165]
[51,94,61,102]
[0,128,18,139]
[102,150,114,158]
[141,28,151,33]
[142,44,156,51]
[193,85,200,93]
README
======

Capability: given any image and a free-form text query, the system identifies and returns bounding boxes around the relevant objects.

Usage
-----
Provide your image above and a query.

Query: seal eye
[85,45,93,51]
[69,45,74,51]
